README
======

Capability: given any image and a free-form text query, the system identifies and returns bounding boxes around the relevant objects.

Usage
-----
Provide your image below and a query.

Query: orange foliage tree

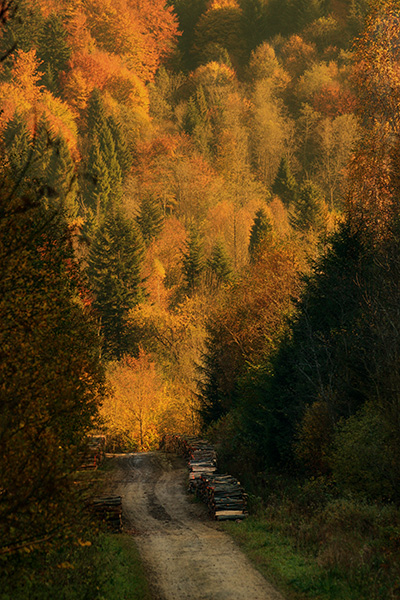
[199,239,300,425]
[103,346,198,451]
[61,0,178,114]
[348,0,400,236]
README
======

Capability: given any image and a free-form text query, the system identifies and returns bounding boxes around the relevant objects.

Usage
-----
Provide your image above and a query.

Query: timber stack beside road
[160,434,248,520]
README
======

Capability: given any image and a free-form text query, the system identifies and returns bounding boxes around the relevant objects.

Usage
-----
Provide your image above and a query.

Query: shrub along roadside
[0,456,151,600]
[0,532,151,600]
[222,489,400,600]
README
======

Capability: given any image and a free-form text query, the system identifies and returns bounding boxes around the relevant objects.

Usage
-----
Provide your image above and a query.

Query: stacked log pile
[160,434,247,520]
[79,434,106,470]
[197,474,248,520]
[88,496,122,532]
[187,440,217,492]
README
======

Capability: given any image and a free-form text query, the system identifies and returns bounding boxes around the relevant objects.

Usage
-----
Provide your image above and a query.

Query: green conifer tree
[87,211,145,359]
[97,123,123,202]
[170,0,208,70]
[84,90,123,218]
[137,195,164,245]
[47,136,78,214]
[272,157,297,207]
[4,115,62,200]
[290,180,324,232]
[0,183,105,556]
[209,239,232,285]
[0,0,44,60]
[86,137,112,220]
[184,86,212,155]
[182,227,205,292]
[293,0,325,31]
[239,0,271,53]
[107,115,132,177]
[86,88,108,136]
[184,96,201,135]
[37,14,72,95]
[249,208,273,261]
[3,112,32,186]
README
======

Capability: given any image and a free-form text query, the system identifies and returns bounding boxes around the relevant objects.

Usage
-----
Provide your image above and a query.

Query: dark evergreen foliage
[183,86,212,156]
[181,227,205,292]
[272,157,297,207]
[86,137,112,219]
[293,0,326,31]
[0,0,44,65]
[168,0,207,70]
[87,211,145,359]
[0,185,105,553]
[290,179,324,232]
[3,111,31,184]
[47,136,78,211]
[84,90,123,219]
[208,239,232,285]
[137,195,164,245]
[107,115,132,177]
[198,319,244,428]
[248,208,272,261]
[37,14,72,94]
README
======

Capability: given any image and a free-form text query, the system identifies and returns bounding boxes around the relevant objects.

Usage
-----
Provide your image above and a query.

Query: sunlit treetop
[0,49,78,153]
[353,0,400,132]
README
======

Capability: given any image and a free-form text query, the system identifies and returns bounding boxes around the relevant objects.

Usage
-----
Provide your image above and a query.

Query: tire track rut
[110,452,285,600]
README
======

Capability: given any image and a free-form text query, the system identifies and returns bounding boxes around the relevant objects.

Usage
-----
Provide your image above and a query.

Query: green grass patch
[0,532,152,600]
[222,516,376,600]
[96,533,152,600]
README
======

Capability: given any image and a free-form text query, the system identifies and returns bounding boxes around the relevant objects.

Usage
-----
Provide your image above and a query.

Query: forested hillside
[1,0,400,597]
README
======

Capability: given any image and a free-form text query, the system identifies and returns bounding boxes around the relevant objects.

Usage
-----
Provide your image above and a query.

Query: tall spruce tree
[37,14,72,94]
[86,137,112,220]
[87,211,145,359]
[293,0,325,31]
[290,180,324,233]
[84,90,123,220]
[183,86,212,156]
[169,0,208,70]
[272,157,297,207]
[107,115,132,177]
[208,239,232,285]
[182,227,205,292]
[249,208,273,262]
[3,112,32,187]
[137,195,164,245]
[47,136,78,214]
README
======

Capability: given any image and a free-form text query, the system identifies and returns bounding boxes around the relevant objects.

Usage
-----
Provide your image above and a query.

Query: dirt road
[110,452,285,600]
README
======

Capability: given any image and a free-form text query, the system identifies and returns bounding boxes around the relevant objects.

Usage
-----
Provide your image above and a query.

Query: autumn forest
[1,0,400,597]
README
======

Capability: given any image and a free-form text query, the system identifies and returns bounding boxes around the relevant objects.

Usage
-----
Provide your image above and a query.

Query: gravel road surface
[111,452,285,600]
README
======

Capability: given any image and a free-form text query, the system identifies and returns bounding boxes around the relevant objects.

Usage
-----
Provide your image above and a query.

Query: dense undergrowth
[0,532,151,600]
[0,457,151,600]
[223,475,400,600]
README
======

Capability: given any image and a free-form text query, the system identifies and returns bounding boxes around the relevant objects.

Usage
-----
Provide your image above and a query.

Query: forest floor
[105,451,285,600]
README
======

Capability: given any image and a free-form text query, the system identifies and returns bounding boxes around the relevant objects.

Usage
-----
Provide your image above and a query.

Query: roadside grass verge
[1,532,152,600]
[222,517,361,600]
[222,492,400,600]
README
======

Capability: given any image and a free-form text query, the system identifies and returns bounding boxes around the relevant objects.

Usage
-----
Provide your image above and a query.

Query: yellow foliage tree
[0,50,78,154]
[103,350,167,451]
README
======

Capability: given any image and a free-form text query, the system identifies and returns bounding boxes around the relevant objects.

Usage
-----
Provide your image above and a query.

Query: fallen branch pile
[160,434,247,521]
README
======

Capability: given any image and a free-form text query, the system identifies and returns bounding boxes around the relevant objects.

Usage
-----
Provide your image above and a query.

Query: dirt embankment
[107,452,285,600]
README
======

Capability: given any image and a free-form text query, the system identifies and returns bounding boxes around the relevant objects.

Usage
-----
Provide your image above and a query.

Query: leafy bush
[331,403,396,501]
